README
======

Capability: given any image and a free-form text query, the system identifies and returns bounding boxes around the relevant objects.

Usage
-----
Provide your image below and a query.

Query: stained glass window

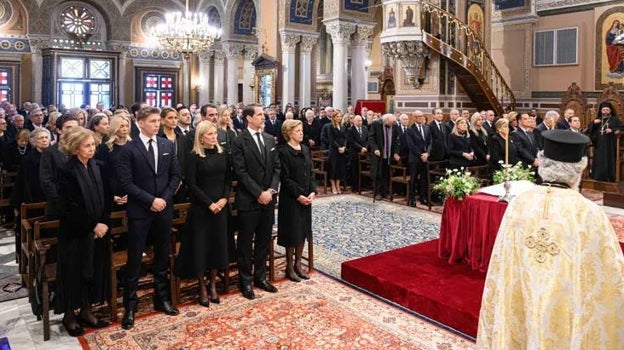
[0,68,11,103]
[143,73,175,107]
[60,57,85,78]
[60,6,96,37]
[60,82,85,109]
[89,59,110,79]
[89,83,110,107]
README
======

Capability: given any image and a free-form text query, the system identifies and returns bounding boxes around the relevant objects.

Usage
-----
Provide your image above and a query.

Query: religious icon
[467,4,485,39]
[606,19,624,75]
[403,6,415,27]
[387,7,396,28]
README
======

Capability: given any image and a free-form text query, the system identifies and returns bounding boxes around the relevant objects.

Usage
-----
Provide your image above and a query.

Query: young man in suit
[231,104,281,300]
[368,113,400,200]
[429,108,448,162]
[511,113,540,169]
[117,107,182,330]
[406,110,432,206]
[346,115,369,192]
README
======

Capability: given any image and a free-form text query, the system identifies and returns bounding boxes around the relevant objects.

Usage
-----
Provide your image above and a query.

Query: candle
[504,134,509,166]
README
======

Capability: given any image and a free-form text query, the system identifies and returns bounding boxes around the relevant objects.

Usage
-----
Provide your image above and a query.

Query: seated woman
[447,117,475,169]
[469,112,489,166]
[56,127,109,336]
[175,121,231,307]
[488,118,518,174]
[278,119,316,282]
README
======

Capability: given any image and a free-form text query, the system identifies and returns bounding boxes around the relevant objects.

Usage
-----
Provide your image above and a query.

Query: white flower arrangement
[492,161,535,185]
[433,167,480,200]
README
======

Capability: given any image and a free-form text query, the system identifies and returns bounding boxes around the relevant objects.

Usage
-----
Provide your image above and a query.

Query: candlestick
[504,134,509,165]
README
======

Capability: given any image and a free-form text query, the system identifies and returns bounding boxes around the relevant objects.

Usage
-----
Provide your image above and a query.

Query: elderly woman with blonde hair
[175,121,231,306]
[56,127,110,336]
[278,119,316,282]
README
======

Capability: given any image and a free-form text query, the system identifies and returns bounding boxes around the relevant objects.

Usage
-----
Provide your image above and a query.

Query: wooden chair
[32,219,60,341]
[0,171,17,224]
[467,165,492,187]
[311,150,329,193]
[19,201,47,289]
[389,162,410,202]
[358,153,374,195]
[427,160,449,210]
[108,210,130,321]
[169,202,190,306]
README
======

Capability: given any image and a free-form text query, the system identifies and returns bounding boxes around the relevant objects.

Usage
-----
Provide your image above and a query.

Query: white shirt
[247,127,264,152]
[139,133,158,172]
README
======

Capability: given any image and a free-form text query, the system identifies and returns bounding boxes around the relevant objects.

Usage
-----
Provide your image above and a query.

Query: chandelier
[151,0,221,58]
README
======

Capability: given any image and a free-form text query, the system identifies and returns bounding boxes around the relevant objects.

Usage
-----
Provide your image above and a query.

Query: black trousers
[374,158,390,196]
[236,206,274,286]
[123,214,172,311]
[409,160,429,201]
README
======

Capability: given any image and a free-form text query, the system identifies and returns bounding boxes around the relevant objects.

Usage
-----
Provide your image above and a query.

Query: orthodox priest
[588,101,622,181]
[477,130,624,349]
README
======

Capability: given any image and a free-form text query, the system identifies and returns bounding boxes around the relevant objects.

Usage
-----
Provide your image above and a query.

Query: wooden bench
[32,219,59,341]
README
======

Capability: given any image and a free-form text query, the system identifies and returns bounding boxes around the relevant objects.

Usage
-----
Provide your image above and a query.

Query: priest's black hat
[599,101,617,116]
[542,130,589,163]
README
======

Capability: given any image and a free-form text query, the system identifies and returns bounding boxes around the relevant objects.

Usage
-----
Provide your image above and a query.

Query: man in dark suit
[483,110,496,137]
[511,113,540,169]
[397,113,410,164]
[406,110,432,206]
[129,102,144,139]
[233,107,247,132]
[39,115,79,219]
[445,109,460,134]
[429,108,448,162]
[175,105,193,135]
[263,109,282,141]
[117,107,182,330]
[557,108,573,130]
[346,115,369,192]
[534,110,560,150]
[530,108,543,127]
[231,104,281,300]
[368,113,400,200]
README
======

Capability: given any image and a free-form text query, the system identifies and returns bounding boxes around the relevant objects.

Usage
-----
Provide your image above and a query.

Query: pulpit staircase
[419,2,515,115]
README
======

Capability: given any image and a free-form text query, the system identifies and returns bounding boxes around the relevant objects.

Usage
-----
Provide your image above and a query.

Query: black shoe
[77,316,110,329]
[239,285,255,300]
[408,199,416,207]
[62,320,85,337]
[121,310,134,330]
[210,297,221,304]
[254,280,278,293]
[198,298,210,307]
[294,268,310,280]
[154,301,180,316]
[286,271,301,282]
[419,199,429,205]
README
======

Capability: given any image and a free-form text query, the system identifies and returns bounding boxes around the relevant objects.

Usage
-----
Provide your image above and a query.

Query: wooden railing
[419,2,516,112]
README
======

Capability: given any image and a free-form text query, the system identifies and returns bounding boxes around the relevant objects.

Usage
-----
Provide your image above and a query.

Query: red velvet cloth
[438,193,508,272]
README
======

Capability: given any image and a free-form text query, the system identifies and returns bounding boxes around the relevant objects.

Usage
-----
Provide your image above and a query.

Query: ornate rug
[0,274,27,303]
[80,273,475,350]
[311,194,441,278]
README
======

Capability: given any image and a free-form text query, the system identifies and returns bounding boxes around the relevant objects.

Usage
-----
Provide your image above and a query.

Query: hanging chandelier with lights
[151,0,222,58]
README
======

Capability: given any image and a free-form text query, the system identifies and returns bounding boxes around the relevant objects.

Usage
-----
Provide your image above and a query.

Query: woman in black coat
[1,128,30,172]
[278,119,316,282]
[469,113,489,166]
[488,118,518,174]
[328,110,347,194]
[175,121,231,306]
[447,117,476,169]
[56,127,109,336]
[159,107,189,203]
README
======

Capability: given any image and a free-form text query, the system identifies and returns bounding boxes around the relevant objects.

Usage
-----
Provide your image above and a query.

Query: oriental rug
[310,194,441,278]
[0,228,27,302]
[79,273,476,350]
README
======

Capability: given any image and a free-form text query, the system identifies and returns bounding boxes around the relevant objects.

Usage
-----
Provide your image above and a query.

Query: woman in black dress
[217,106,237,153]
[488,118,518,174]
[328,110,347,194]
[56,127,109,336]
[1,128,30,172]
[176,121,231,306]
[94,113,131,211]
[278,120,316,282]
[159,107,189,203]
[469,112,489,166]
[447,117,476,169]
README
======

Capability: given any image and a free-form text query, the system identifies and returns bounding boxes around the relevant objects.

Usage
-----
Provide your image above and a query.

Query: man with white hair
[557,108,573,130]
[478,130,624,349]
[534,110,560,150]
[368,113,400,200]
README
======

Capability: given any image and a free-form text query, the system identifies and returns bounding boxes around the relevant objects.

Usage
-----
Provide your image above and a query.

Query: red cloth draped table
[438,193,508,272]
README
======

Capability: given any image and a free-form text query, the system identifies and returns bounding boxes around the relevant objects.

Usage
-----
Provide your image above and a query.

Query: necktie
[418,125,424,139]
[183,129,188,135]
[525,130,533,145]
[255,132,264,156]
[437,122,441,132]
[357,127,362,137]
[147,139,156,171]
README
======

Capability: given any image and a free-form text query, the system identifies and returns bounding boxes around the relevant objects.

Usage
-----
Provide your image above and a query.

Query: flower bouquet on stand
[433,168,480,201]
[492,161,535,185]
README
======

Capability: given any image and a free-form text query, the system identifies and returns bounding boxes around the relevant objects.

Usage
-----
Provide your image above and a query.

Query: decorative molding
[352,24,375,46]
[223,42,245,59]
[382,41,430,89]
[323,0,341,21]
[299,34,318,53]
[279,31,301,49]
[198,50,213,63]
[213,50,225,64]
[537,0,614,12]
[244,46,258,60]
[324,22,356,44]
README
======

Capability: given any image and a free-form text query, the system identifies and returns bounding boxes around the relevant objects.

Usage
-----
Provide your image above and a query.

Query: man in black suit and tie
[117,107,182,330]
[445,109,460,134]
[511,113,540,169]
[368,113,400,200]
[233,107,247,132]
[483,110,496,137]
[175,105,193,135]
[534,110,560,150]
[347,115,369,192]
[429,108,448,162]
[397,113,410,164]
[557,108,573,130]
[231,104,281,300]
[406,110,432,206]
[264,109,282,142]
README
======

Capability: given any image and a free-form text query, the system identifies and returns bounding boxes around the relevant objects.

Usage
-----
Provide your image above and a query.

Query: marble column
[197,51,213,104]
[224,43,244,105]
[279,31,300,107]
[299,34,318,108]
[213,50,225,105]
[243,46,257,105]
[28,39,46,104]
[182,56,191,106]
[324,21,356,111]
[351,25,374,105]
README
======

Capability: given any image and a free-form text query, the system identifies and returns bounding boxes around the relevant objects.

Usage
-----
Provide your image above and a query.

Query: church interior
[1,0,624,348]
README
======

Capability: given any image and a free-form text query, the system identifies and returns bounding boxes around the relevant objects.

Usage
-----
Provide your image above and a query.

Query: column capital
[198,50,213,63]
[324,21,356,44]
[213,50,225,64]
[223,43,245,59]
[29,39,48,54]
[353,24,375,46]
[244,46,258,61]
[279,30,301,50]
[300,34,319,53]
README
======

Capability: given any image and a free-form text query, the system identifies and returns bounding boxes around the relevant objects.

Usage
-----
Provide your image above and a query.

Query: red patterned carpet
[342,239,624,338]
[79,273,475,350]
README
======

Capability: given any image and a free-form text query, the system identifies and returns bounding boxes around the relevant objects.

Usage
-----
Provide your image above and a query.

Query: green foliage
[433,168,480,200]
[492,161,536,184]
